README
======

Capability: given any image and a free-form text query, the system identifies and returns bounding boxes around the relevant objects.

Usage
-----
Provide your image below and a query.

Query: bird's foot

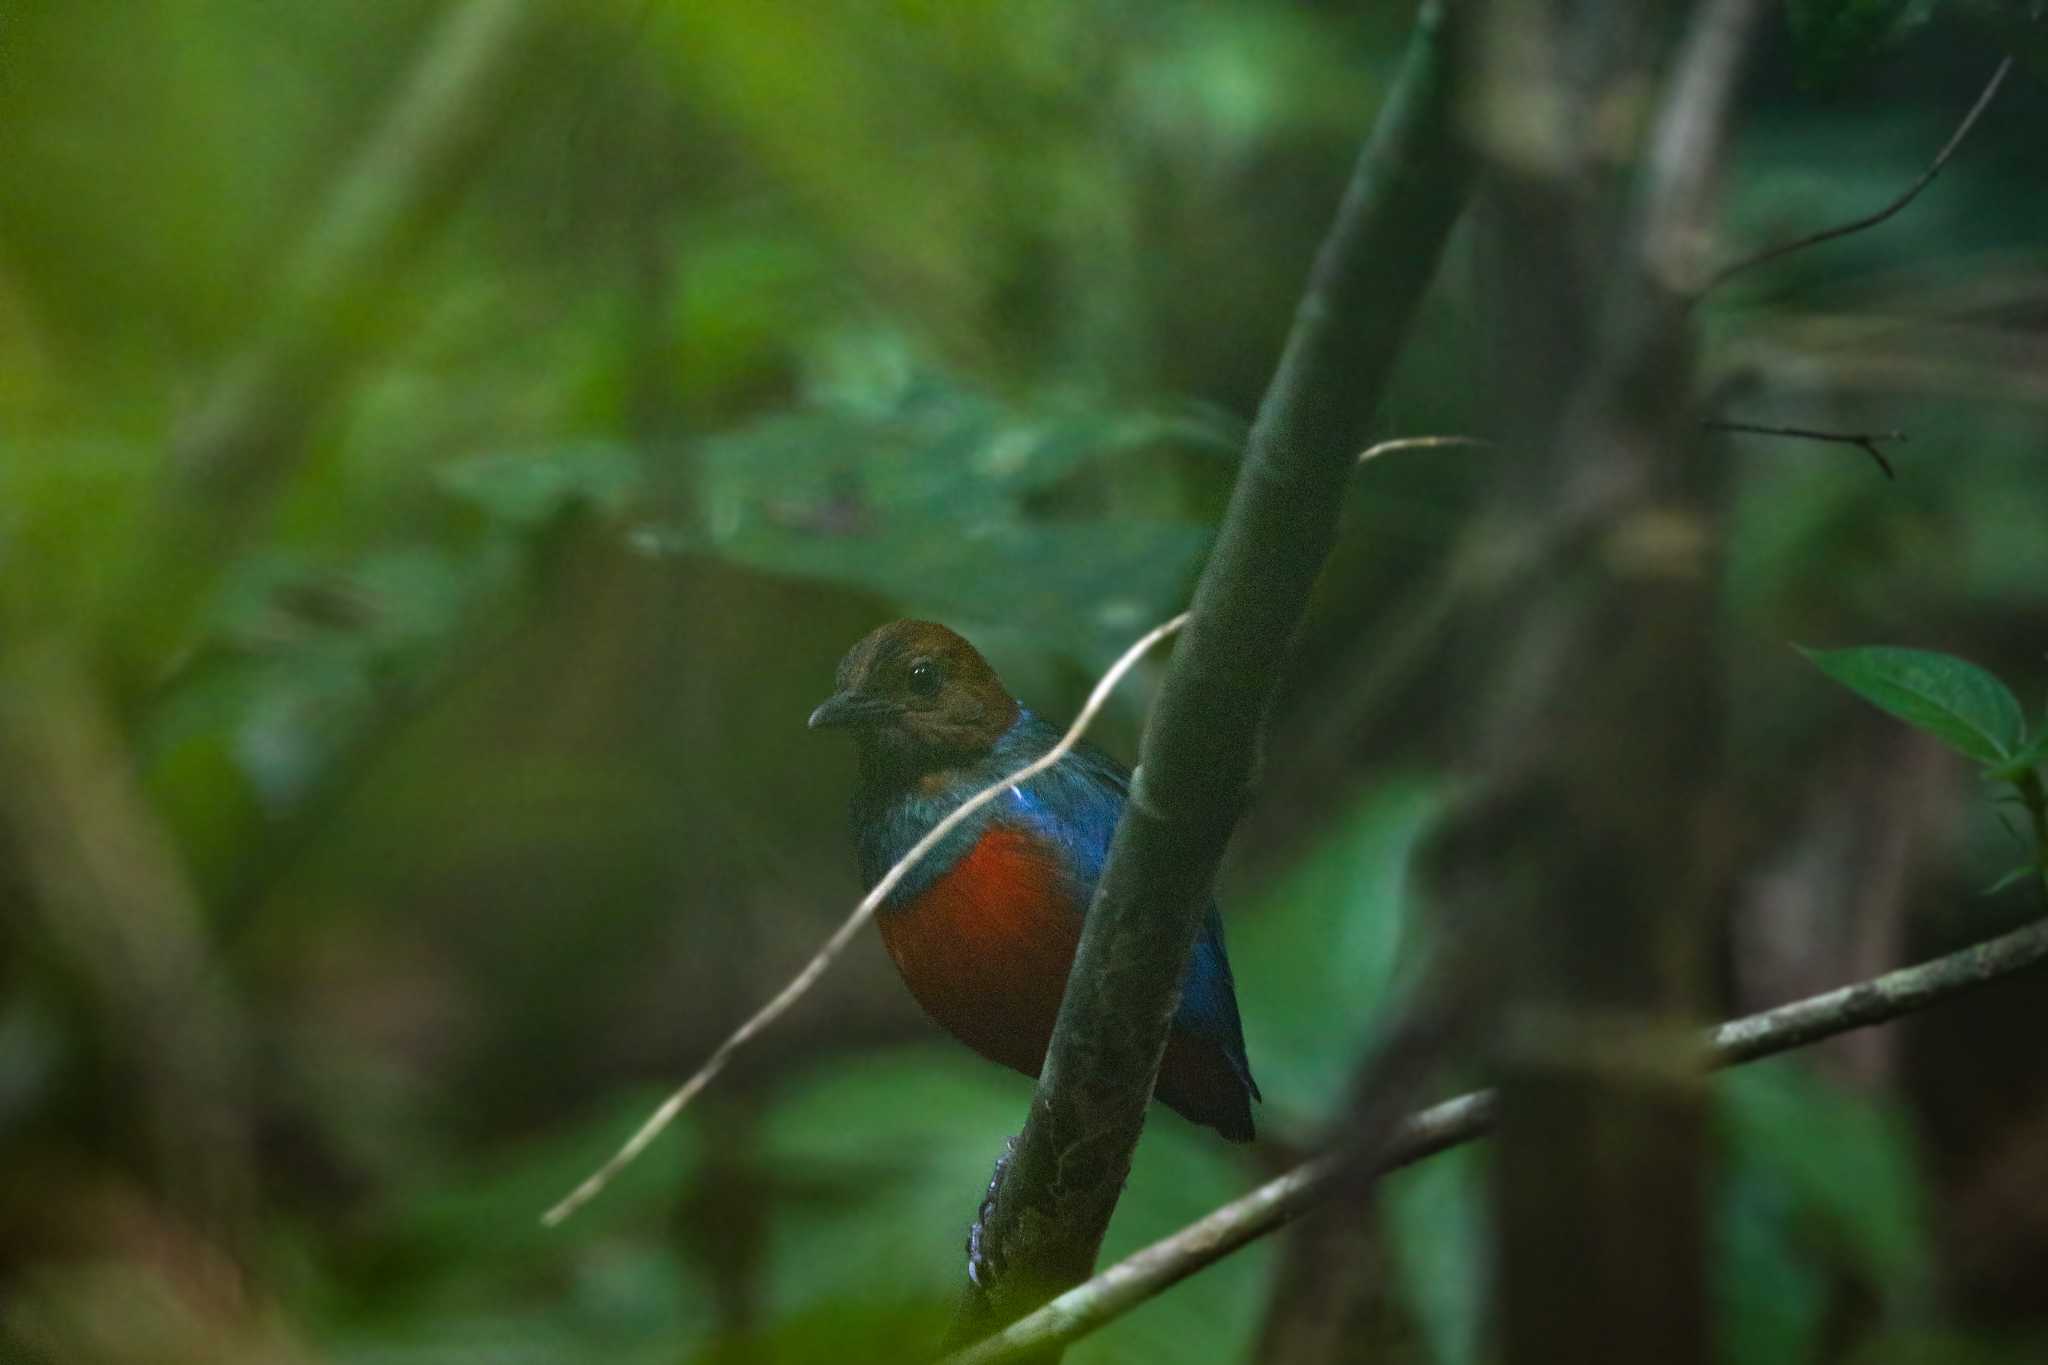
[966,1135,1019,1290]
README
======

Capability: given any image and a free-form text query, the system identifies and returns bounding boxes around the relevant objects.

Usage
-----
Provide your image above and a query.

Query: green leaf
[1714,1065,1933,1360]
[1719,1062,1931,1296]
[1719,1172,1829,1365]
[1982,865,2042,897]
[1801,645,2026,764]
[1384,1144,1486,1365]
[758,1047,1268,1365]
[1784,0,1938,84]
[1227,777,1445,1120]
[637,374,1233,654]
[438,442,645,526]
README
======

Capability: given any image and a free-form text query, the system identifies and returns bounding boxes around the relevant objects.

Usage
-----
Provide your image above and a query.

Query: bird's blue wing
[1005,714,1259,1100]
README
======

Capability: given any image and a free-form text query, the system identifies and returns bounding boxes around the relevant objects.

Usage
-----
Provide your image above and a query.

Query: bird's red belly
[877,825,1083,1079]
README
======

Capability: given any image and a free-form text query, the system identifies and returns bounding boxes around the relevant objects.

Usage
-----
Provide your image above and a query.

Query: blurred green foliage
[1785,0,1939,83]
[1,1,2045,1362]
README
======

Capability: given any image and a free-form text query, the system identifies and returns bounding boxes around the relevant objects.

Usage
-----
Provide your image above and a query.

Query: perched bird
[809,619,1260,1141]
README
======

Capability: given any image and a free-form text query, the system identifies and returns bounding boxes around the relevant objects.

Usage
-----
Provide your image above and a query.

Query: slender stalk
[1700,420,1903,479]
[2016,769,2048,889]
[1707,57,2012,291]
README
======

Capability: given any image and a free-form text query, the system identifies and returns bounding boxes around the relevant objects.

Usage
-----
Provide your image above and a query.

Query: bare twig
[1702,419,1904,479]
[541,612,1190,1226]
[944,912,2048,1364]
[1708,57,2013,291]
[1357,434,1495,465]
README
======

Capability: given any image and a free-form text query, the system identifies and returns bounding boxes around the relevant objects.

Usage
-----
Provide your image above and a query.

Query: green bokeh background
[2,2,2045,1361]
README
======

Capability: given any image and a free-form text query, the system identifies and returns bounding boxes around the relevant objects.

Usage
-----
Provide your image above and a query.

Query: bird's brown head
[808,620,1021,778]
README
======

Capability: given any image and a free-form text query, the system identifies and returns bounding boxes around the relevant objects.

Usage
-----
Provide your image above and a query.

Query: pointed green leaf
[1801,646,2026,764]
[1983,865,2042,898]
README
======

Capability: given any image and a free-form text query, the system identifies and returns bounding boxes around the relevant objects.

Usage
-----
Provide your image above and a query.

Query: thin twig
[1703,418,1904,479]
[945,912,2048,1364]
[1356,434,1495,465]
[1708,57,2013,291]
[541,613,1190,1226]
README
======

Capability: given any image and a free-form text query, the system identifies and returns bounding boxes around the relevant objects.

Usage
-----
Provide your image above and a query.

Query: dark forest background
[1,1,2045,1361]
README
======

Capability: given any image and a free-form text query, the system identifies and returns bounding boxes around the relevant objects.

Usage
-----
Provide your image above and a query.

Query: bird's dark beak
[808,690,890,731]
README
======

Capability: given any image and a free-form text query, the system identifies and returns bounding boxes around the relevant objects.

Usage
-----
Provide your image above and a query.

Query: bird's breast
[876,823,1084,1078]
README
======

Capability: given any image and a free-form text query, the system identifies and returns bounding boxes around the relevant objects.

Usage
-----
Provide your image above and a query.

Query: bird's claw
[966,1135,1020,1289]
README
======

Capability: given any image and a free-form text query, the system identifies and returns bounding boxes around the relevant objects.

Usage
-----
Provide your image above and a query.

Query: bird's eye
[908,660,941,698]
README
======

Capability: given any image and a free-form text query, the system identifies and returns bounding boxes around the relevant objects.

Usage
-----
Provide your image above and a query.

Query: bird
[808,619,1260,1141]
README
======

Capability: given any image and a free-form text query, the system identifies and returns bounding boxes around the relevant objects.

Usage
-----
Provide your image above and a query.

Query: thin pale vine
[1357,434,1494,465]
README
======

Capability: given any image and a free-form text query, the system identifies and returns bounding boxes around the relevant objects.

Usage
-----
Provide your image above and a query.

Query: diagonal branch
[1708,56,2013,291]
[1702,418,1904,479]
[945,911,2048,1365]
[945,1,1477,1347]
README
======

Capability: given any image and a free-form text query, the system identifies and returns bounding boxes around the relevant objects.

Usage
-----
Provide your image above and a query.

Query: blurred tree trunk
[1454,0,1763,1359]
[1252,1202,1428,1365]
[0,648,253,1251]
